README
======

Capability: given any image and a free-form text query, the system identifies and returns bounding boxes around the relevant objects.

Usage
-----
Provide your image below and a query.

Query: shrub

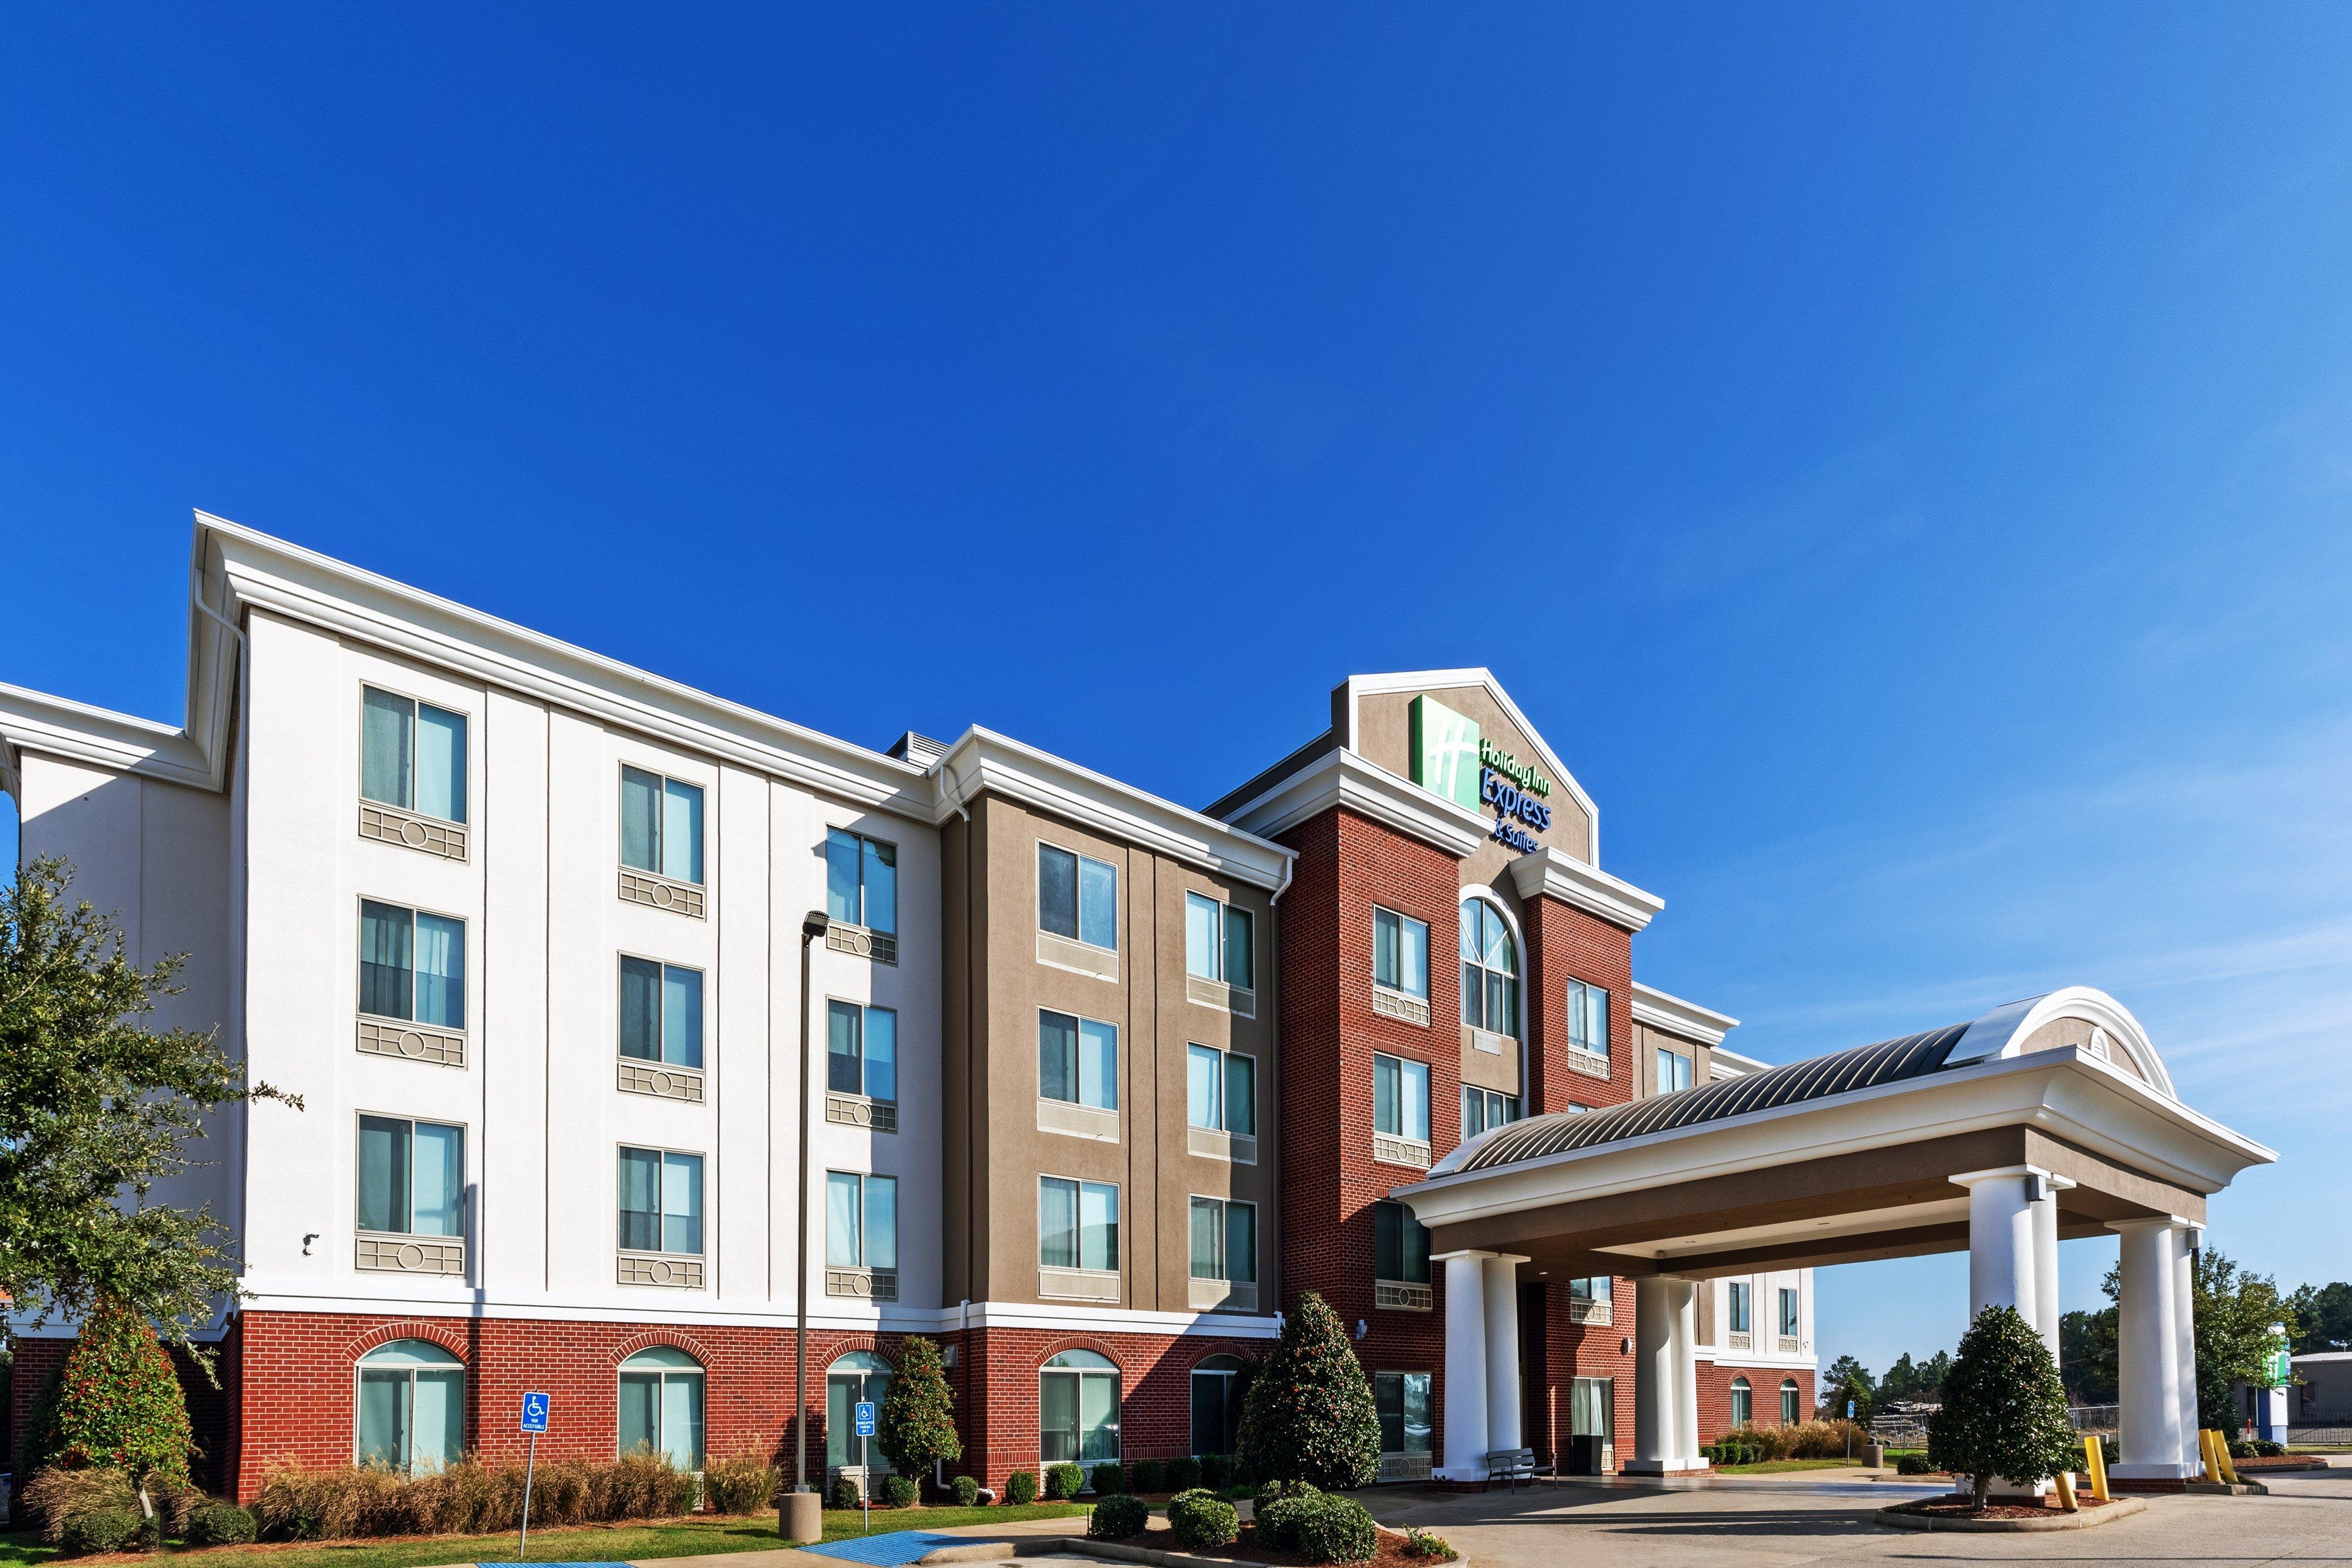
[878,1338,962,1483]
[1294,1496,1379,1565]
[701,1449,780,1515]
[1044,1463,1085,1500]
[1200,1452,1234,1488]
[185,1502,259,1545]
[1928,1304,2078,1510]
[1003,1469,1039,1506]
[1236,1292,1380,1491]
[1088,1494,1150,1539]
[1167,1488,1239,1549]
[1129,1458,1166,1494]
[2252,1439,2285,1458]
[1893,1452,1935,1476]
[951,1475,981,1506]
[22,1466,137,1546]
[1167,1456,1203,1491]
[829,1472,862,1510]
[1401,1526,1456,1559]
[1253,1476,1319,1517]
[141,1471,203,1537]
[1256,1494,1316,1550]
[1090,1461,1126,1496]
[39,1297,194,1477]
[59,1507,142,1556]
[881,1474,918,1508]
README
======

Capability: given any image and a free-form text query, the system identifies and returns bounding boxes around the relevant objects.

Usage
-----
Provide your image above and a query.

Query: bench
[1483,1447,1557,1490]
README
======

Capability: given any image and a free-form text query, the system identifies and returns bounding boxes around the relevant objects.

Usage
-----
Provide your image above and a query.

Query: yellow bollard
[2197,1428,2219,1483]
[2052,1470,2080,1512]
[2210,1430,2241,1486]
[2082,1434,2110,1502]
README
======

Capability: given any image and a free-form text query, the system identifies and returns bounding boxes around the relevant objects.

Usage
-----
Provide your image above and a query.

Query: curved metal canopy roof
[1450,1022,1974,1174]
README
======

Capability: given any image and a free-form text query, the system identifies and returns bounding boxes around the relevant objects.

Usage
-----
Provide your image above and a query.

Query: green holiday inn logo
[1409,694,1483,810]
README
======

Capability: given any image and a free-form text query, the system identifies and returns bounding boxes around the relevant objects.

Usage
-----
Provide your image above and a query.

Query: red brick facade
[1697,1362,1819,1444]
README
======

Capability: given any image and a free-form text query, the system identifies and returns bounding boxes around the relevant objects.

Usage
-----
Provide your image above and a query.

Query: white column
[1952,1167,2040,1326]
[1482,1255,1526,1453]
[1626,1276,1678,1474]
[2174,1225,2203,1469]
[2111,1219,2195,1479]
[2034,1177,2073,1366]
[1671,1277,1707,1472]
[1438,1251,1493,1482]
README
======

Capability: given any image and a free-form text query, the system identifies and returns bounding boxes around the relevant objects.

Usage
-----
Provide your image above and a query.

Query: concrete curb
[1874,1495,2147,1532]
[918,1526,1463,1567]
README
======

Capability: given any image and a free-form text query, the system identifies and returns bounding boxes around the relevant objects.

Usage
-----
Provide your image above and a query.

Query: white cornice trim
[0,681,218,791]
[1631,981,1739,1046]
[1509,846,1665,933]
[930,728,1294,891]
[1947,986,2176,1100]
[1337,668,1604,863]
[1219,746,1487,859]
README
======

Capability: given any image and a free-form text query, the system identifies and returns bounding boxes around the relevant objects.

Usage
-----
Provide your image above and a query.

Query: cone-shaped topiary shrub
[877,1338,961,1488]
[1235,1292,1380,1491]
[1927,1303,2079,1510]
[41,1296,194,1476]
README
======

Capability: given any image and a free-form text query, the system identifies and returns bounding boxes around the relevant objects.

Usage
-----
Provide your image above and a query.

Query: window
[1778,1286,1799,1336]
[1373,907,1430,1000]
[1185,892,1254,990]
[1570,1376,1614,1443]
[1729,1377,1752,1428]
[827,1002,898,1101]
[1373,1201,1430,1285]
[1373,1372,1432,1458]
[826,1172,899,1271]
[618,1347,705,1469]
[1040,1350,1120,1464]
[360,900,465,1030]
[1727,1281,1751,1334]
[1656,1047,1693,1094]
[1188,1197,1256,1285]
[1780,1379,1801,1426]
[620,766,704,885]
[1569,1276,1611,1308]
[1373,1053,1431,1144]
[1186,1045,1255,1136]
[1462,1087,1520,1138]
[355,1340,464,1474]
[618,1148,704,1255]
[1039,1177,1119,1272]
[1566,981,1609,1058]
[619,957,703,1069]
[1460,899,1518,1036]
[361,687,467,824]
[358,1117,464,1237]
[1038,844,1117,949]
[825,829,897,935]
[1190,1355,1248,1458]
[826,1352,893,1470]
[1039,1010,1118,1110]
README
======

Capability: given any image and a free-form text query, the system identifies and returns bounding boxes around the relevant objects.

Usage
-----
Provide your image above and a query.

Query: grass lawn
[1712,1458,1870,1475]
[0,1504,1092,1568]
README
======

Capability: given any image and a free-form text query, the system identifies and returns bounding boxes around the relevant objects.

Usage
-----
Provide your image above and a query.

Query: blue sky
[5,4,2348,1376]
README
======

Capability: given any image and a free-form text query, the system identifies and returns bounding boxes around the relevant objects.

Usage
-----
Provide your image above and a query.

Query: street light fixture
[786,908,831,1544]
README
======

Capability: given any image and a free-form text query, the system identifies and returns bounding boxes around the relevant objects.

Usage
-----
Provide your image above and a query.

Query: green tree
[1879,1352,1921,1405]
[875,1336,961,1490]
[2287,1280,2352,1354]
[1236,1292,1381,1490]
[2095,1250,2291,1431]
[34,1294,193,1476]
[0,856,299,1368]
[1818,1355,1874,1420]
[1927,1305,2078,1510]
[2059,1306,2118,1404]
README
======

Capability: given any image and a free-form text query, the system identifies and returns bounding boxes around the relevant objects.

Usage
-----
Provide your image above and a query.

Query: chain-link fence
[2068,1405,2119,1436]
[2289,1425,2352,1447]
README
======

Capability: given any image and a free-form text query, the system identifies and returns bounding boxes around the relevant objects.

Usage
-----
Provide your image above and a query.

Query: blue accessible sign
[854,1400,877,1438]
[521,1391,552,1433]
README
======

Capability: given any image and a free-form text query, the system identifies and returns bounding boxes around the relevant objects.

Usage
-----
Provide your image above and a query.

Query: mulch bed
[1883,1496,2122,1521]
[2236,1454,2330,1471]
[1149,1523,1450,1568]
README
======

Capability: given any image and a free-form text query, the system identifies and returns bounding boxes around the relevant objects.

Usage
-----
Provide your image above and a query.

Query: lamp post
[785,909,831,1544]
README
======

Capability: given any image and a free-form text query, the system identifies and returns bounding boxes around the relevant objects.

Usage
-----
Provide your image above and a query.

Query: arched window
[1041,1350,1120,1465]
[1460,899,1518,1037]
[1728,1376,1752,1429]
[356,1340,464,1474]
[827,1351,894,1472]
[619,1346,706,1469]
[1189,1355,1249,1458]
[1779,1378,1801,1426]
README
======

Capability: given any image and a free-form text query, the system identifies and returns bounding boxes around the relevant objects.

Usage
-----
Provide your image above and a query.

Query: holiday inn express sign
[1409,693,1553,853]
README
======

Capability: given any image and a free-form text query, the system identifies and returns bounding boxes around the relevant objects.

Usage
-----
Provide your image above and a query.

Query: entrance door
[1569,1376,1614,1474]
[1518,1283,1547,1465]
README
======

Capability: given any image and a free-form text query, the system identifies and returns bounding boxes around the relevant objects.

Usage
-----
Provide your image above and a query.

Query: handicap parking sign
[521,1392,552,1433]
[854,1400,876,1438]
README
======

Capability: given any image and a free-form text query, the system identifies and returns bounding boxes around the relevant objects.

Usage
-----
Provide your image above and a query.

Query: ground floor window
[1729,1376,1752,1428]
[1190,1355,1248,1457]
[1570,1376,1613,1440]
[1041,1350,1120,1464]
[1373,1371,1432,1458]
[356,1340,464,1474]
[1780,1379,1800,1426]
[827,1351,894,1470]
[618,1346,705,1469]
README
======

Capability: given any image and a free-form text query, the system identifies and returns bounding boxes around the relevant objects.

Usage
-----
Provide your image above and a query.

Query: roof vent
[888,731,951,767]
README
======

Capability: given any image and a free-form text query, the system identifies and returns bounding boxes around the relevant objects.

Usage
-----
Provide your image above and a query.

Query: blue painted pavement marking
[477,1561,636,1567]
[800,1530,981,1566]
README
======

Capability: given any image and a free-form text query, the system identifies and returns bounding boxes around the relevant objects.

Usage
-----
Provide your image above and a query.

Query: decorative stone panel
[826,1267,898,1302]
[1036,930,1116,979]
[826,1093,897,1134]
[1727,1330,1752,1352]
[825,922,898,965]
[1778,1334,1801,1354]
[1373,1134,1431,1170]
[1186,1127,1256,1164]
[359,802,468,861]
[1036,1098,1120,1143]
[1375,1281,1433,1311]
[619,869,705,919]
[1188,1278,1257,1313]
[1372,989,1431,1027]
[1566,1047,1611,1080]
[617,1252,704,1289]
[357,1017,467,1068]
[1038,1267,1119,1302]
[1378,1453,1433,1483]
[618,1060,706,1102]
[1569,1297,1613,1326]
[356,1235,465,1276]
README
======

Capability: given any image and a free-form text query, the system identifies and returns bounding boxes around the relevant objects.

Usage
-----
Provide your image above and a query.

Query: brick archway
[343,1320,471,1362]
